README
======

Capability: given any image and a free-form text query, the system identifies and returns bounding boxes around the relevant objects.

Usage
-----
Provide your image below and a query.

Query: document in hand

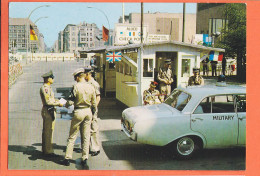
[59,98,67,105]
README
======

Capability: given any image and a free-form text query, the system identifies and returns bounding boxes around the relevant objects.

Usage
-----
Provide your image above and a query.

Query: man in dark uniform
[188,68,204,86]
[143,81,162,105]
[40,70,63,156]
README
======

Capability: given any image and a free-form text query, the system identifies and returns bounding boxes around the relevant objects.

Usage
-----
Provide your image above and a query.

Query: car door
[236,94,246,145]
[191,95,238,148]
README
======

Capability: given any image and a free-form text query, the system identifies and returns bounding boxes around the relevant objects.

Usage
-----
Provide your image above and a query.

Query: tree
[216,4,246,81]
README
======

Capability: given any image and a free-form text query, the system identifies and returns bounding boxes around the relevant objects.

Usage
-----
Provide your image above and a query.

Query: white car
[121,85,246,159]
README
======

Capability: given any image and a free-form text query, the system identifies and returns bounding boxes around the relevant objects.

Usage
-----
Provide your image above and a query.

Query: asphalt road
[8,60,245,170]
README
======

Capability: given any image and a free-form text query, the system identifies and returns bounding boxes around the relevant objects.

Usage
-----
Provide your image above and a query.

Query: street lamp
[32,16,48,54]
[26,5,50,63]
[87,6,110,45]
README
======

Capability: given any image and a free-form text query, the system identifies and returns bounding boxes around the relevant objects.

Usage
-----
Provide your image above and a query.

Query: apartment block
[9,18,44,53]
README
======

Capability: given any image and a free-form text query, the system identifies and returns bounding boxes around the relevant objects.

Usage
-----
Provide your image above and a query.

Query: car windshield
[164,90,191,111]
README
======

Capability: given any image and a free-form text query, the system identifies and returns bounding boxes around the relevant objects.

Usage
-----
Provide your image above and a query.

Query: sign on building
[115,24,148,45]
[146,34,170,43]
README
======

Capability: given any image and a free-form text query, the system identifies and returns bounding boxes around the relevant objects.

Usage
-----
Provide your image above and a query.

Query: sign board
[146,34,170,43]
[115,24,148,45]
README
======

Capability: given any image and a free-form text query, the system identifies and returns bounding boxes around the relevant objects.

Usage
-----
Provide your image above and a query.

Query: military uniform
[143,89,161,105]
[157,67,173,96]
[88,77,101,154]
[188,68,204,86]
[40,70,60,155]
[64,68,97,164]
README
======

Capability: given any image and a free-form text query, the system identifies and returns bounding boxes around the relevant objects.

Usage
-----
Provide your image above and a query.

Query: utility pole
[138,2,144,105]
[122,3,125,23]
[182,3,186,42]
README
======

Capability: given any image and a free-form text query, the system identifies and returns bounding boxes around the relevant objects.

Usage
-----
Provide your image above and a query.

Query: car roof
[177,85,246,99]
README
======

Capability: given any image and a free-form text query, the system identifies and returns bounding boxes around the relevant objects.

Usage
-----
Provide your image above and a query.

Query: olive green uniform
[40,84,60,154]
[157,68,173,96]
[65,81,97,161]
[143,89,161,105]
[188,76,204,86]
[88,78,101,153]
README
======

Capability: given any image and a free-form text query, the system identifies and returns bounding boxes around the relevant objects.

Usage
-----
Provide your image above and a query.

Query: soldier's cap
[193,67,200,73]
[150,81,158,88]
[165,59,171,64]
[73,68,85,77]
[41,70,54,79]
[84,66,93,73]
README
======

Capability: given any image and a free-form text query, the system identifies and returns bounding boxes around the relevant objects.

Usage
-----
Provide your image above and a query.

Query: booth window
[181,59,190,77]
[108,62,115,69]
[143,58,153,77]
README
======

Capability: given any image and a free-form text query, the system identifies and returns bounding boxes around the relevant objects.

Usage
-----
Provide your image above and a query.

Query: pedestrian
[188,68,204,86]
[211,61,217,76]
[40,70,63,156]
[85,66,101,156]
[157,59,173,100]
[143,81,162,105]
[222,56,227,76]
[202,57,209,76]
[90,56,95,66]
[62,68,97,166]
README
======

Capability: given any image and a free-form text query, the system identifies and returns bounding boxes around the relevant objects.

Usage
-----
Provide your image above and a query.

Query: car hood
[122,103,180,124]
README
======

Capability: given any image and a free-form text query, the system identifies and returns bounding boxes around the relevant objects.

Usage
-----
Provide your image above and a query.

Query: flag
[209,51,220,61]
[102,26,109,42]
[30,25,38,40]
[106,52,122,62]
[218,52,224,61]
[209,51,214,61]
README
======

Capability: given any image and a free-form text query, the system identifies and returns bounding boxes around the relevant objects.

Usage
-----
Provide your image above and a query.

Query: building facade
[59,22,110,54]
[9,18,44,53]
[128,12,197,43]
[196,3,227,36]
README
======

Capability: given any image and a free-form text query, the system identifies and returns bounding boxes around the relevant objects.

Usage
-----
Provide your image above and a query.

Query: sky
[9,2,197,48]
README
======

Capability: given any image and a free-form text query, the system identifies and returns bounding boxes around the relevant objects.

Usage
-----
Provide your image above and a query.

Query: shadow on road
[8,145,65,165]
[8,143,84,167]
[102,133,245,170]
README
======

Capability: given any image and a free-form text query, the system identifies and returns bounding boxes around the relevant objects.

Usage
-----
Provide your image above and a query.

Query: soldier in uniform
[188,68,205,86]
[40,70,63,156]
[63,68,97,166]
[143,81,162,105]
[157,59,173,100]
[85,66,101,156]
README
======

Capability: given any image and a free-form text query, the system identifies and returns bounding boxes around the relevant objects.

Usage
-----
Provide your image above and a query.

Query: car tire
[174,136,199,160]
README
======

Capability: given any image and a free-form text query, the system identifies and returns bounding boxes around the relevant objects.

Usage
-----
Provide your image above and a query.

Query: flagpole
[87,6,110,46]
[34,16,48,54]
[26,5,50,64]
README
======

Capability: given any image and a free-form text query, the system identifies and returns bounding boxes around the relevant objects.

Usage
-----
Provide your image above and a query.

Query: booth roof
[79,41,225,53]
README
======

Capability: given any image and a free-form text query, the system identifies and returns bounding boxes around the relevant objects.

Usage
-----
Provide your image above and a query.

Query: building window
[81,38,86,41]
[181,59,191,77]
[143,58,153,77]
[90,38,92,41]
[209,18,228,36]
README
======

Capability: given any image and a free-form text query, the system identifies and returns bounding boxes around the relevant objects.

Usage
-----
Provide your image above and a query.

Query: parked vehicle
[121,85,246,159]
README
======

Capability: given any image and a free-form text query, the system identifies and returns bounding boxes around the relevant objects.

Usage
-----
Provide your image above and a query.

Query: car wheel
[174,136,198,159]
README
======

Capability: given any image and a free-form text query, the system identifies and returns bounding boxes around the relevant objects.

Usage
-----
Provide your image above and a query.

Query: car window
[212,95,235,113]
[236,94,246,112]
[194,95,235,114]
[164,90,191,111]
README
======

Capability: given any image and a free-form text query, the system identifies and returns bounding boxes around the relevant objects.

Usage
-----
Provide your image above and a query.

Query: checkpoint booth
[80,41,224,107]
